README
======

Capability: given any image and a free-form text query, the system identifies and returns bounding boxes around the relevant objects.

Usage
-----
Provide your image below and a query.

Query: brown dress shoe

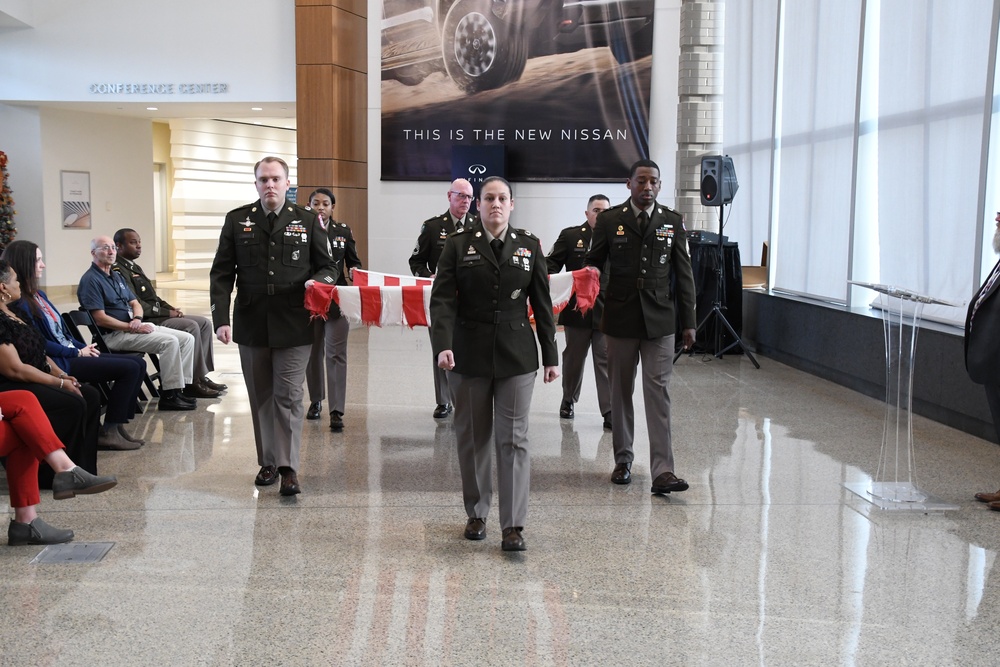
[501,527,526,551]
[651,471,689,494]
[183,382,222,399]
[255,465,278,486]
[280,469,301,496]
[975,489,1000,503]
[611,462,631,485]
[989,501,1000,512]
[201,376,228,392]
[464,518,487,540]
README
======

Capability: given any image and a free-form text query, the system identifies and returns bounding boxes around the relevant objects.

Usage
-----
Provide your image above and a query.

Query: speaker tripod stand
[674,203,760,368]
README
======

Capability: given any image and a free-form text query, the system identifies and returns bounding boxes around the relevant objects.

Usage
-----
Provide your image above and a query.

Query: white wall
[37,108,154,289]
[0,0,295,105]
[364,0,682,275]
[0,103,43,248]
[169,118,298,279]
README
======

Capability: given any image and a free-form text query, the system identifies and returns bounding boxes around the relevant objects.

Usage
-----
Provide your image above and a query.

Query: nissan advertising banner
[380,0,655,182]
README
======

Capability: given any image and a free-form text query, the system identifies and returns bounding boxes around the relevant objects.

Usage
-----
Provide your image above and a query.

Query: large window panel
[867,0,993,323]
[723,0,778,267]
[770,0,862,301]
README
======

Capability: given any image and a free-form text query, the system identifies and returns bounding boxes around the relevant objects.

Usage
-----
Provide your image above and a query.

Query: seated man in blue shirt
[77,235,198,411]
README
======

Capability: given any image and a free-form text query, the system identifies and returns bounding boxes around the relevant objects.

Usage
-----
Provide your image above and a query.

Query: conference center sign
[88,83,230,95]
[379,0,655,182]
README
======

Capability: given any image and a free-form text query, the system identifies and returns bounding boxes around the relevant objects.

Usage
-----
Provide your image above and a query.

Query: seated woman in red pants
[1,390,117,545]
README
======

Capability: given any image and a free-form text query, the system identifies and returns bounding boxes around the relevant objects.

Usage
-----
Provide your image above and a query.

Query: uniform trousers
[103,326,195,391]
[160,315,215,379]
[0,379,100,489]
[306,315,350,414]
[65,353,146,425]
[561,325,611,416]
[450,371,535,530]
[429,329,452,406]
[0,390,65,508]
[605,334,676,479]
[240,344,310,472]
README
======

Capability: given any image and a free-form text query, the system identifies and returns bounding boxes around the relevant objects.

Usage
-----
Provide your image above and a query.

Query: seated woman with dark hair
[0,258,102,488]
[1,240,146,449]
[1,390,117,545]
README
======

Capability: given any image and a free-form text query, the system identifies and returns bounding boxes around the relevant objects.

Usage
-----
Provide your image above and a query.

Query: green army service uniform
[210,200,341,473]
[430,225,558,531]
[410,210,479,408]
[585,200,697,480]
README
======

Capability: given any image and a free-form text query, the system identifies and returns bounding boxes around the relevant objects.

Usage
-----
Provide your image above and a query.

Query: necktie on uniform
[637,210,649,233]
[491,238,503,260]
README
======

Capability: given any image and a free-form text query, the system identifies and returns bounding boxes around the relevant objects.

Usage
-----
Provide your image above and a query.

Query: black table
[686,241,743,354]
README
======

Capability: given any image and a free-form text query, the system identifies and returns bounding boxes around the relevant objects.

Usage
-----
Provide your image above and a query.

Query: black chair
[62,309,161,400]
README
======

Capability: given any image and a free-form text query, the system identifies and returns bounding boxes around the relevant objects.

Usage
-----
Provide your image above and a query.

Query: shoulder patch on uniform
[517,228,533,237]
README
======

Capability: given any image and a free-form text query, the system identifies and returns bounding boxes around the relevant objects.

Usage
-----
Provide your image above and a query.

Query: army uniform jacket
[409,211,479,277]
[430,225,559,378]
[546,223,607,329]
[323,219,364,319]
[585,200,697,339]
[112,257,174,324]
[210,200,342,348]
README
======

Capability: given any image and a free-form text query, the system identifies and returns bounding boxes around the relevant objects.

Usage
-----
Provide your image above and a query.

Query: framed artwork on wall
[61,170,91,229]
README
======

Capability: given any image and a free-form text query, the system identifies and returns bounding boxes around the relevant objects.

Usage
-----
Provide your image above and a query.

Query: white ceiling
[5,100,297,129]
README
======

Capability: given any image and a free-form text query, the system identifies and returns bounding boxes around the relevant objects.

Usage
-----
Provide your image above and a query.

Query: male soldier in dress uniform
[430,176,559,552]
[547,194,612,428]
[112,228,226,399]
[585,159,697,495]
[410,178,479,419]
[210,156,341,496]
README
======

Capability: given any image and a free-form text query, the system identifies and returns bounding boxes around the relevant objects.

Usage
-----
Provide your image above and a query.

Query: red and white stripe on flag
[324,268,597,327]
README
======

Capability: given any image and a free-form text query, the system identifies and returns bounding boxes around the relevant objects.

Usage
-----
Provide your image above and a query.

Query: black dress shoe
[559,401,574,419]
[183,382,222,399]
[611,462,631,485]
[306,401,322,420]
[201,376,228,392]
[603,414,612,430]
[433,403,453,419]
[464,518,487,541]
[651,471,689,494]
[279,468,301,496]
[501,527,526,551]
[330,411,344,432]
[254,465,278,486]
[159,391,196,411]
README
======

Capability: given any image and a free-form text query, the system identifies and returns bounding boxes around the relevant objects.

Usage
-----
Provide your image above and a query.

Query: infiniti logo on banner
[468,164,487,175]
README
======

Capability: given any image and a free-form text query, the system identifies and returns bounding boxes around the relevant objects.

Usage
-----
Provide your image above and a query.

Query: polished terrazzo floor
[2,287,1000,665]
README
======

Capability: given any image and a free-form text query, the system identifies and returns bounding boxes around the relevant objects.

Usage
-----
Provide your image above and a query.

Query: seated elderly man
[112,228,225,399]
[77,235,197,411]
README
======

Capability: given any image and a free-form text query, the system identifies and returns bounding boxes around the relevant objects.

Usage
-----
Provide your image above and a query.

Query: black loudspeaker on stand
[675,155,759,368]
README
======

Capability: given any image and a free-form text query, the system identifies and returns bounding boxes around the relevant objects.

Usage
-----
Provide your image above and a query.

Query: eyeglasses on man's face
[93,245,115,253]
[449,191,474,201]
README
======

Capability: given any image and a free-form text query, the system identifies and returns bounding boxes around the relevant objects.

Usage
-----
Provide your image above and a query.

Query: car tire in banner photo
[380,0,655,182]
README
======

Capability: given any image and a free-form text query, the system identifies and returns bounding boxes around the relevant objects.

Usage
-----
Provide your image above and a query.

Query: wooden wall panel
[297,0,366,17]
[296,0,368,267]
[296,66,366,163]
[296,5,367,71]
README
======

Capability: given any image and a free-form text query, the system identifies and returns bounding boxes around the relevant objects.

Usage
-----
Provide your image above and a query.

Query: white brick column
[675,0,723,232]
